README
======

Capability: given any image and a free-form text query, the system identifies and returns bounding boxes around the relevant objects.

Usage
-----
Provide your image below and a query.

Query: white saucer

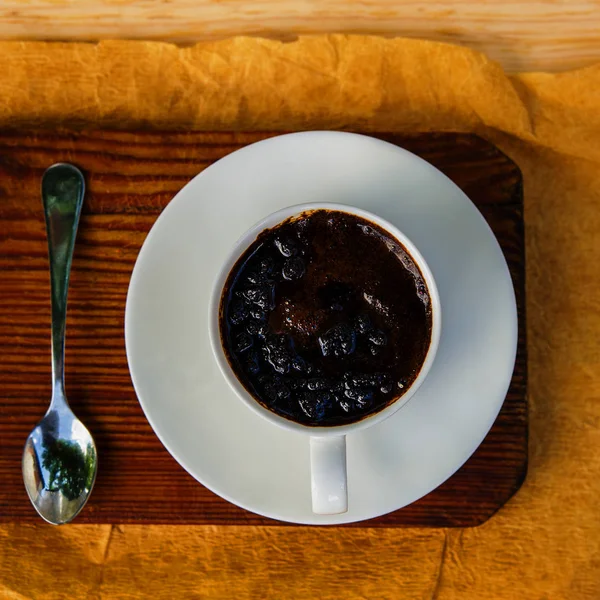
[125,131,517,525]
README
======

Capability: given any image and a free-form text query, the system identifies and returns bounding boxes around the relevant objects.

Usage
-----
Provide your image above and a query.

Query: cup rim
[208,202,442,437]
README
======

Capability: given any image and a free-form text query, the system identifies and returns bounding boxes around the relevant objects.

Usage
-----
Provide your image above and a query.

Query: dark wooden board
[0,131,527,526]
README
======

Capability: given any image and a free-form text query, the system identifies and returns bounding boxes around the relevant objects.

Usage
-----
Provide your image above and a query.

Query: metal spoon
[22,163,98,524]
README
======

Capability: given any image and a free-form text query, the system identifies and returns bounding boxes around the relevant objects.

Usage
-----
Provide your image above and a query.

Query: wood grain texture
[0,0,598,72]
[0,130,526,526]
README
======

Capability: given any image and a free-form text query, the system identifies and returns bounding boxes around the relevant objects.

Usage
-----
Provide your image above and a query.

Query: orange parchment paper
[0,35,599,600]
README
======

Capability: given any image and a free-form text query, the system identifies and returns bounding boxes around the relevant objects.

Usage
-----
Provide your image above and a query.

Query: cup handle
[310,435,348,514]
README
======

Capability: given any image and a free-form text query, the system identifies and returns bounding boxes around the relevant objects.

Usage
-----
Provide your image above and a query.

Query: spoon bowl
[21,163,98,524]
[23,409,97,524]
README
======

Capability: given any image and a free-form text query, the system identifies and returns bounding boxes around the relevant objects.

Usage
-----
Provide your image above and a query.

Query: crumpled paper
[0,35,599,600]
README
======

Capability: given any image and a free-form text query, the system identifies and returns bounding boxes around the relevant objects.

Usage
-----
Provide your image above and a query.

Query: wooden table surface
[0,0,599,73]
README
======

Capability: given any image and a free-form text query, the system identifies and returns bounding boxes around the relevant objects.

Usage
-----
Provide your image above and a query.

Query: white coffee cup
[209,203,441,515]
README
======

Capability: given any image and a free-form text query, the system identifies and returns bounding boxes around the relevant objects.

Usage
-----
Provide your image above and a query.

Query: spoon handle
[41,164,85,404]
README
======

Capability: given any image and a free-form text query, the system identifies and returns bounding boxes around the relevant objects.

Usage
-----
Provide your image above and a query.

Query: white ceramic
[208,203,441,514]
[125,131,517,525]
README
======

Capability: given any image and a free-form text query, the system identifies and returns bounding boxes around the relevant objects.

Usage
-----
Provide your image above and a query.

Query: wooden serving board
[0,131,526,526]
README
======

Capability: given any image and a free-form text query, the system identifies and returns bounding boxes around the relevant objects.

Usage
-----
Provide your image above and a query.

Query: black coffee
[219,209,432,427]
